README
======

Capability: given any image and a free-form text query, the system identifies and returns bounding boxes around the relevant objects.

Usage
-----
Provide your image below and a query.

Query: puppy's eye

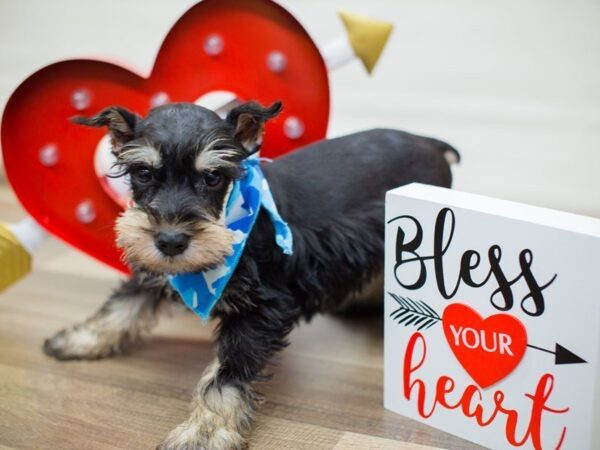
[132,168,154,183]
[204,170,223,189]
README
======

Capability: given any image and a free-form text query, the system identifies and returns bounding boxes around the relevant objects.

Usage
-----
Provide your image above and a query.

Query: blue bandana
[168,155,293,320]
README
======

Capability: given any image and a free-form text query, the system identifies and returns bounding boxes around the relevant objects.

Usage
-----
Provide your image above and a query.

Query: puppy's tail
[429,137,460,165]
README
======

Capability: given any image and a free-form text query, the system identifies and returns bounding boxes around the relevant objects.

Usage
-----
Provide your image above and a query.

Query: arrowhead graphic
[338,11,393,74]
[555,343,587,365]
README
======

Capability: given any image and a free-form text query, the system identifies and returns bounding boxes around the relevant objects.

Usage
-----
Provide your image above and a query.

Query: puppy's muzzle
[154,231,190,257]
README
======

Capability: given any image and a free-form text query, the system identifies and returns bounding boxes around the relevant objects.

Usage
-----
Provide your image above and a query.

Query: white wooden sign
[384,183,600,450]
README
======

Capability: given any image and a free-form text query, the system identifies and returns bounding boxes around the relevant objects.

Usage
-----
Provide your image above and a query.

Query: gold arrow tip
[0,222,32,292]
[339,11,394,74]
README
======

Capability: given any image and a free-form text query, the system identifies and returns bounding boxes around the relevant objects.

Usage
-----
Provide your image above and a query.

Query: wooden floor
[0,179,483,450]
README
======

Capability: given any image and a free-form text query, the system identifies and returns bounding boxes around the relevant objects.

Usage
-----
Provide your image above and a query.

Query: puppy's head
[73,101,282,274]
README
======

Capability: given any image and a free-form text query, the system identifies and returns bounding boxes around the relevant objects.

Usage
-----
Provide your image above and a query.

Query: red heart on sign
[1,0,329,274]
[442,303,527,388]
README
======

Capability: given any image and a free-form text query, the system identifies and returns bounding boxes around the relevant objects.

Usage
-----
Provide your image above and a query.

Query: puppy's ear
[72,106,141,148]
[226,100,282,154]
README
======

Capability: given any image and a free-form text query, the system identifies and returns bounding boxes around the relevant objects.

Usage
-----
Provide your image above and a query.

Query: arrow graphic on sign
[388,293,588,366]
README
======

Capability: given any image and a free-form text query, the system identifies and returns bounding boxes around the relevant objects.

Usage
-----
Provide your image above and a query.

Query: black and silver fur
[43,101,458,450]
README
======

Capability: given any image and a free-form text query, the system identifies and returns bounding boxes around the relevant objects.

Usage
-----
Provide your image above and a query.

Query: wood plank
[0,363,183,450]
[335,432,445,450]
[250,417,342,450]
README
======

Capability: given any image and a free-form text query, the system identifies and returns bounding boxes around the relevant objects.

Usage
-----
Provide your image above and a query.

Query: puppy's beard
[115,208,234,274]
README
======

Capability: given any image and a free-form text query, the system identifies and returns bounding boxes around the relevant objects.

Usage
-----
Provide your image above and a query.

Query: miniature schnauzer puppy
[43,100,458,450]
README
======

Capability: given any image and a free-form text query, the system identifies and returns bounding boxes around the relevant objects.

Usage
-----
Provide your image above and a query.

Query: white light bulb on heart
[39,144,59,167]
[150,92,170,108]
[71,88,91,111]
[75,200,96,224]
[266,51,287,73]
[283,116,305,140]
[203,34,224,56]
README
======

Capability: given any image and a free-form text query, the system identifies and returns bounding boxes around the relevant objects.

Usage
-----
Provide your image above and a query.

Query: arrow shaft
[321,36,356,71]
[7,218,47,254]
[527,343,555,355]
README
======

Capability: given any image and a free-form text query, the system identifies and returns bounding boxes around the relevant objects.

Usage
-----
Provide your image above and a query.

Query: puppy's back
[263,128,458,226]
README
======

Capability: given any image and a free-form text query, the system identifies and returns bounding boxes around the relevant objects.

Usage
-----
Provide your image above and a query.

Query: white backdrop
[1,0,598,217]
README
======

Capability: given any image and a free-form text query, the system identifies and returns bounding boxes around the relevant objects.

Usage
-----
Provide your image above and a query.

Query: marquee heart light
[1,0,330,274]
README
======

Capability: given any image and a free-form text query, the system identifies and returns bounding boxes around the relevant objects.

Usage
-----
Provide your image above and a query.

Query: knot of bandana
[169,155,293,320]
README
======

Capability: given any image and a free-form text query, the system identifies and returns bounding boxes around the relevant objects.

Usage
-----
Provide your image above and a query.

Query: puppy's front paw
[43,325,124,361]
[157,413,245,450]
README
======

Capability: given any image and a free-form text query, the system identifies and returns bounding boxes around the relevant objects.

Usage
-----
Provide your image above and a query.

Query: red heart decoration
[442,303,527,388]
[0,0,329,274]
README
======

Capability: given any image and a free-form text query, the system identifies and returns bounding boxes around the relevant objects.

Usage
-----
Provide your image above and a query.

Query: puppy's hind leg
[44,272,173,360]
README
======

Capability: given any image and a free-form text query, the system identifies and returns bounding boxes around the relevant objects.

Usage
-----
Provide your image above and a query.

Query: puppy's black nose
[154,232,190,257]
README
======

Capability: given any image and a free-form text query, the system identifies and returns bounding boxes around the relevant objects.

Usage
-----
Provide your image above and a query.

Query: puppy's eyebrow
[195,139,240,172]
[118,145,162,168]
